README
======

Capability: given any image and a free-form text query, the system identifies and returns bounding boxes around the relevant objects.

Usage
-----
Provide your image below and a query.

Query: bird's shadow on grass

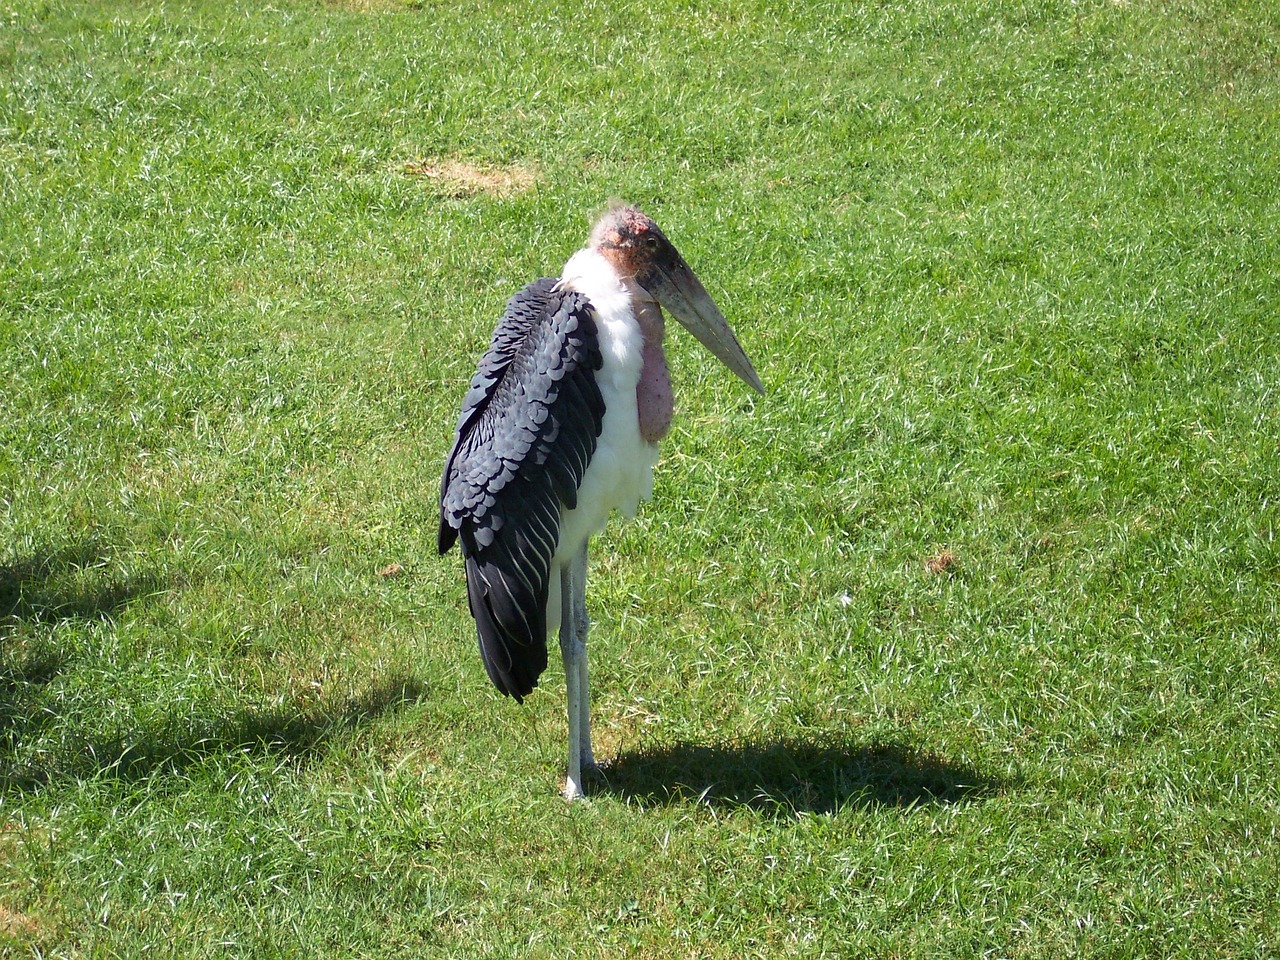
[596,736,1002,815]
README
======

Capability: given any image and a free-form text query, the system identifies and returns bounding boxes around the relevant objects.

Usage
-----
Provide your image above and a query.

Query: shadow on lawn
[2,541,162,768]
[1,673,427,793]
[597,736,1001,815]
[2,541,427,793]
[0,541,157,626]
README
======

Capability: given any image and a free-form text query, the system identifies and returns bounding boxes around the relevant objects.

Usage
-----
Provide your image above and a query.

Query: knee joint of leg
[558,632,586,659]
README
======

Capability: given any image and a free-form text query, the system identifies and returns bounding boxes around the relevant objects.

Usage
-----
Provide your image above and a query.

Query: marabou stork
[438,205,763,799]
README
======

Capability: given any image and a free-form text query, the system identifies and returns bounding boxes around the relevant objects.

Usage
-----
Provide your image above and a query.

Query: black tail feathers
[464,555,548,702]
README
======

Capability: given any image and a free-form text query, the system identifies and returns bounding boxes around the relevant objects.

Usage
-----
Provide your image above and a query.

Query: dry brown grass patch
[322,0,406,11]
[924,549,958,575]
[0,904,41,939]
[401,158,538,198]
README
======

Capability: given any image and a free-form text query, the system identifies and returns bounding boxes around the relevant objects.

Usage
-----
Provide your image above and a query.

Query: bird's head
[590,205,765,394]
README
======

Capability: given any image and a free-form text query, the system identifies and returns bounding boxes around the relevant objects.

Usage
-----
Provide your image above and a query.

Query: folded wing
[438,278,605,701]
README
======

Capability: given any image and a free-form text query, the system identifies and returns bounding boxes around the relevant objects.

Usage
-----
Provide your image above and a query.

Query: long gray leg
[558,560,583,798]
[572,546,594,771]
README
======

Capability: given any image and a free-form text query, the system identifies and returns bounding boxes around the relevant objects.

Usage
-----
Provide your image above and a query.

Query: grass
[2,0,1278,954]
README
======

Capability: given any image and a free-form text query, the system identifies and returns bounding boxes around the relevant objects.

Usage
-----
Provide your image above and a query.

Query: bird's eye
[644,235,659,247]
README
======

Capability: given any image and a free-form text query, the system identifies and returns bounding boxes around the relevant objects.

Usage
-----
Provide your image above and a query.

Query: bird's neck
[560,248,675,442]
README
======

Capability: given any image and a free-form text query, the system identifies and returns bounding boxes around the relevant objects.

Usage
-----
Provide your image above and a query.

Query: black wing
[438,277,605,702]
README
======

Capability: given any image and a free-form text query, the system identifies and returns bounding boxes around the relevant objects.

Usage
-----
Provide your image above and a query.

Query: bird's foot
[562,760,604,801]
[563,773,587,801]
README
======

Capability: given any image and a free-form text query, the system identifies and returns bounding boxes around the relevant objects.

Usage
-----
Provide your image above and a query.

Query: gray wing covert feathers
[438,277,605,702]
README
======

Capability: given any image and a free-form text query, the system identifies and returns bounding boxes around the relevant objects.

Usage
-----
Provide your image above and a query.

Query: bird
[438,204,763,799]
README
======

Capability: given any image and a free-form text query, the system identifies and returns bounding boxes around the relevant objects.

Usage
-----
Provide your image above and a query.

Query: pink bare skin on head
[589,206,665,273]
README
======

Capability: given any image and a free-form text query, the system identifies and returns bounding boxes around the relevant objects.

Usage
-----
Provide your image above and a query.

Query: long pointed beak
[641,254,765,394]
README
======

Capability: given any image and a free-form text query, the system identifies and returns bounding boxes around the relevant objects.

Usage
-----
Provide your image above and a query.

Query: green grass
[2,0,1278,954]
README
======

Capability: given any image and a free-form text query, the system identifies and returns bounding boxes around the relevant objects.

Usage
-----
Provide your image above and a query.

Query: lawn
[2,0,1278,955]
